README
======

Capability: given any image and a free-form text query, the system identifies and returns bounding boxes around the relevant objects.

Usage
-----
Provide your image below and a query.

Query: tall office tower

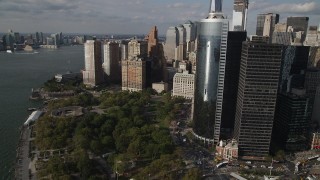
[233,41,283,158]
[287,17,309,33]
[40,32,44,44]
[128,38,148,59]
[256,13,279,37]
[103,41,121,83]
[193,1,229,143]
[287,17,309,42]
[305,69,320,97]
[304,26,319,46]
[176,24,187,61]
[35,32,40,44]
[145,26,158,57]
[173,72,195,99]
[164,26,179,62]
[312,86,320,128]
[232,0,249,31]
[14,32,20,44]
[121,57,146,92]
[274,23,287,32]
[82,40,104,87]
[3,31,14,51]
[279,46,310,93]
[183,20,197,53]
[272,89,313,151]
[59,32,63,45]
[189,51,197,74]
[309,47,320,68]
[272,32,293,45]
[209,0,222,12]
[220,31,247,139]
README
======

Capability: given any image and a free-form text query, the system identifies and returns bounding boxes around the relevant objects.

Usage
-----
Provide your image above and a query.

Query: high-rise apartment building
[128,38,148,59]
[232,0,249,31]
[103,41,121,83]
[173,72,195,99]
[256,13,279,37]
[83,40,104,87]
[233,41,283,158]
[193,1,229,143]
[220,31,247,139]
[121,57,146,92]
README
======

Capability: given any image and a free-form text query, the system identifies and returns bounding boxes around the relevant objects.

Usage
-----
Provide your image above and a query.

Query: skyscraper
[287,17,309,42]
[272,89,313,151]
[83,40,104,87]
[183,20,197,53]
[233,41,283,158]
[279,46,310,93]
[103,41,121,83]
[232,0,249,31]
[256,13,279,37]
[128,38,148,59]
[176,24,187,61]
[209,0,222,12]
[164,26,179,62]
[193,0,229,143]
[145,26,159,57]
[220,31,247,139]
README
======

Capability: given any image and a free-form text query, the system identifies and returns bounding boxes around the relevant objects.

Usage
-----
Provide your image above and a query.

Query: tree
[183,168,202,180]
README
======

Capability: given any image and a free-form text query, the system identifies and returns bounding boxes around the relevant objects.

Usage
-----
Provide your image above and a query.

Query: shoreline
[14,125,32,180]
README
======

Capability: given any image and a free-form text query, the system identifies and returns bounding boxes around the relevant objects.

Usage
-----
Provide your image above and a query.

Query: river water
[0,46,84,179]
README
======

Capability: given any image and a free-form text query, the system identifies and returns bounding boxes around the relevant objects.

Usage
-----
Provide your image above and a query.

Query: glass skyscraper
[232,0,249,31]
[193,9,229,143]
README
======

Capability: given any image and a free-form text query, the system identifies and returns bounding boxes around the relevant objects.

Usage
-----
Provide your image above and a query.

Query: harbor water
[0,46,84,179]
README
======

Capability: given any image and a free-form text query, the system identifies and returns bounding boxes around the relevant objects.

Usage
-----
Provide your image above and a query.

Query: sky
[0,0,319,35]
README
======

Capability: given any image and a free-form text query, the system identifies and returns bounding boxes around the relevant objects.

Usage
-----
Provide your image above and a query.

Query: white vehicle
[261,165,266,168]
[246,161,252,164]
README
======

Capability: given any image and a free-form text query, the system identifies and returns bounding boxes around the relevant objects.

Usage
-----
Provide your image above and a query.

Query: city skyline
[0,0,319,35]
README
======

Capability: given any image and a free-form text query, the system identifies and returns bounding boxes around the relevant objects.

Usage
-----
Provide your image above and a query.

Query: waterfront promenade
[15,126,31,180]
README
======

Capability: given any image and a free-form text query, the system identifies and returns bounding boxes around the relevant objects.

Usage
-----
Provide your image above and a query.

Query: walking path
[15,126,31,180]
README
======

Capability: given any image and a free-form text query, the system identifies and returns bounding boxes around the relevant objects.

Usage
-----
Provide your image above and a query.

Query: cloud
[264,2,319,14]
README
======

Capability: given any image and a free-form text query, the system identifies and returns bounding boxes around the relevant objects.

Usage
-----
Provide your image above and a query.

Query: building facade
[232,0,249,31]
[193,11,229,143]
[220,31,247,139]
[121,58,146,92]
[103,41,121,83]
[233,41,283,158]
[272,90,313,151]
[83,40,104,86]
[164,27,179,62]
[173,72,195,99]
[128,38,148,59]
[256,13,279,37]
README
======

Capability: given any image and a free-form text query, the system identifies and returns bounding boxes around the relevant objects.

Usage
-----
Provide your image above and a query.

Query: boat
[27,108,37,111]
[6,50,13,53]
